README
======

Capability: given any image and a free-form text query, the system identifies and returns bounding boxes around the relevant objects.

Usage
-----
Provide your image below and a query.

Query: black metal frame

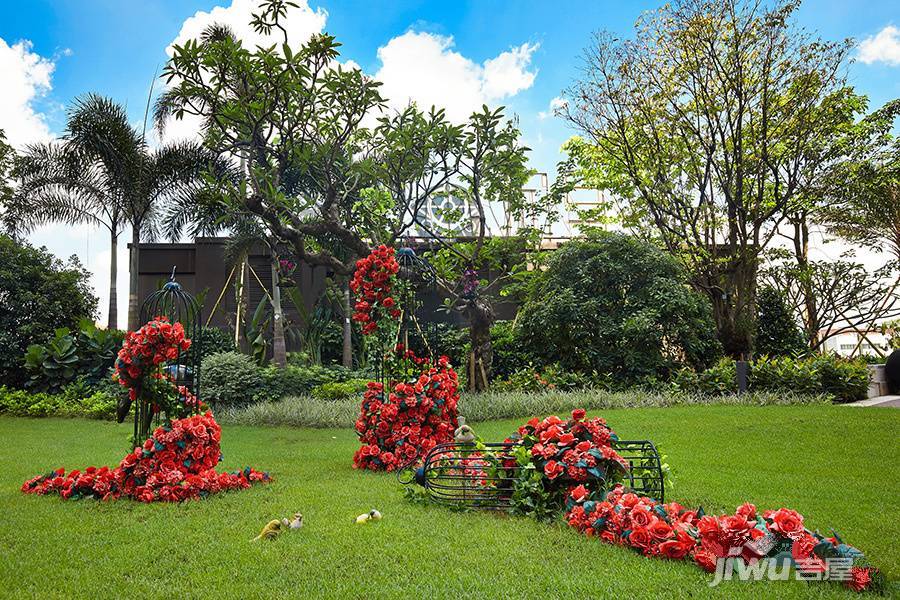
[136,267,203,442]
[403,439,664,510]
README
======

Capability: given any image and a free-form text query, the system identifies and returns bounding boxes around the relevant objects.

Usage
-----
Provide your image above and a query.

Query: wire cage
[401,439,665,510]
[134,267,203,442]
[374,246,440,387]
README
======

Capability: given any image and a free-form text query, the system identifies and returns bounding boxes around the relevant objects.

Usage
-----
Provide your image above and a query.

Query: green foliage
[23,319,124,393]
[489,320,529,379]
[219,388,829,429]
[517,233,721,382]
[492,363,597,393]
[0,384,116,419]
[200,351,264,406]
[259,364,368,402]
[755,286,807,357]
[310,380,369,402]
[187,326,236,364]
[676,354,869,402]
[0,235,97,388]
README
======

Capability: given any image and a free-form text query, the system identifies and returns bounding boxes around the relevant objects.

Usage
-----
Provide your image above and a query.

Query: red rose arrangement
[505,409,629,491]
[353,350,460,472]
[22,412,269,503]
[564,481,883,593]
[350,245,401,335]
[114,316,205,443]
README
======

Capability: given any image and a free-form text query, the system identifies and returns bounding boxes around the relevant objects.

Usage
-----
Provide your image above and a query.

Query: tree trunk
[234,257,249,351]
[465,297,494,392]
[127,223,141,331]
[270,258,287,368]
[705,254,757,359]
[108,231,118,330]
[342,280,353,368]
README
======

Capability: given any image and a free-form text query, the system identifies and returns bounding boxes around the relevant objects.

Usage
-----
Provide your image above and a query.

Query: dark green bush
[490,320,529,379]
[517,232,722,383]
[0,235,97,388]
[187,326,237,364]
[260,364,371,401]
[201,351,264,405]
[755,287,807,357]
[675,354,868,402]
[493,363,597,392]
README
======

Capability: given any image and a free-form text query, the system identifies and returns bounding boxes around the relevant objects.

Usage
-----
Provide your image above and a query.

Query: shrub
[493,363,597,393]
[490,320,530,380]
[0,235,97,388]
[311,380,369,401]
[23,319,124,393]
[676,354,869,402]
[260,364,371,401]
[201,351,264,405]
[0,384,117,419]
[187,326,236,364]
[517,232,721,383]
[755,286,807,357]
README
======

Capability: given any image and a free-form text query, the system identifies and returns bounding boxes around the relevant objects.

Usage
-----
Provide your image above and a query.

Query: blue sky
[1,0,899,326]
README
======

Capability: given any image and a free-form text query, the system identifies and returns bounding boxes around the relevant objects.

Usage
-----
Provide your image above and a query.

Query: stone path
[844,395,900,408]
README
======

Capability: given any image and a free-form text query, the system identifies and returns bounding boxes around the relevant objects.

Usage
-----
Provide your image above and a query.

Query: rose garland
[22,412,269,503]
[353,349,460,472]
[565,484,883,593]
[349,245,401,335]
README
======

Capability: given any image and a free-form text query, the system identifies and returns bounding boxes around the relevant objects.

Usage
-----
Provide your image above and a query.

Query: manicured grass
[1,404,898,599]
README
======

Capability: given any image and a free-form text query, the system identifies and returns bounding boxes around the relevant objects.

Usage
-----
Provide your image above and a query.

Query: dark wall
[134,237,520,349]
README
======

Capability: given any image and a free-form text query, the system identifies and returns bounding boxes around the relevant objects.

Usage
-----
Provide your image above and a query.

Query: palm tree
[13,94,220,330]
[13,96,134,329]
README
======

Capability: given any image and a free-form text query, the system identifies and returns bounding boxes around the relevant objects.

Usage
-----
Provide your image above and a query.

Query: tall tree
[10,96,134,329]
[0,130,15,235]
[561,0,853,356]
[10,94,221,331]
[154,4,532,384]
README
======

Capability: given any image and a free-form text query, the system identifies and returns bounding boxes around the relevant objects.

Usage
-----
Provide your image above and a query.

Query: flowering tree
[155,1,532,385]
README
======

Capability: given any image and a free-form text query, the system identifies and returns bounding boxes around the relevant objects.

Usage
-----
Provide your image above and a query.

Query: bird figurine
[454,416,476,444]
[355,509,382,524]
[281,512,304,530]
[251,519,283,542]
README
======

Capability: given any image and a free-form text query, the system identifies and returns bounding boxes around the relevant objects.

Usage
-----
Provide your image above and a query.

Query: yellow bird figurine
[251,519,283,541]
[355,509,382,524]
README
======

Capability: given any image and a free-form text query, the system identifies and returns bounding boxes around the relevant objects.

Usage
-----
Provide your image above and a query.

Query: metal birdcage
[133,267,203,443]
[401,439,665,510]
[373,246,440,387]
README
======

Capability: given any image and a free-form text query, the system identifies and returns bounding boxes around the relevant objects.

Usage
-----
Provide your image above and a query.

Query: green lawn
[1,405,898,599]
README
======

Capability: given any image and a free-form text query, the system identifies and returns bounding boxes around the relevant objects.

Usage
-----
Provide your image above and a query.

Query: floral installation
[353,347,460,472]
[564,484,884,593]
[22,412,269,503]
[349,245,401,336]
[113,316,204,438]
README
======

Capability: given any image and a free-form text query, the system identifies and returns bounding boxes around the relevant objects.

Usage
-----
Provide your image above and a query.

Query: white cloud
[374,32,538,122]
[0,37,56,148]
[161,0,328,143]
[858,25,900,66]
[538,96,567,120]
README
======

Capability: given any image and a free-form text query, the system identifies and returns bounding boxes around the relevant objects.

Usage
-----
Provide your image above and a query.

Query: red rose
[766,508,804,538]
[628,527,652,552]
[847,567,872,592]
[572,408,586,421]
[648,519,674,541]
[570,484,589,503]
[543,460,564,480]
[693,549,718,572]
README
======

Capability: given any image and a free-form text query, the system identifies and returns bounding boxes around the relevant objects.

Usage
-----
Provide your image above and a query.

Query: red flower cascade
[22,412,269,502]
[349,245,401,335]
